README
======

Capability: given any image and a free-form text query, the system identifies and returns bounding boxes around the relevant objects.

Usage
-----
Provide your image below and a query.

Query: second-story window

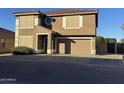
[62,15,83,29]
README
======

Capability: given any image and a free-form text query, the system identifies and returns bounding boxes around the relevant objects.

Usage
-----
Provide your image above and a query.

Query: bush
[11,46,34,55]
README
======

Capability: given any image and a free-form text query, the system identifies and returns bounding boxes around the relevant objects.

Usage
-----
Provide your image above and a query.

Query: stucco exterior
[52,15,96,36]
[13,9,98,55]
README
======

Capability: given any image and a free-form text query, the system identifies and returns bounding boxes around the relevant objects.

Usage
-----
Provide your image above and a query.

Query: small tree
[120,38,124,43]
[96,36,105,45]
[96,36,105,53]
[105,38,117,43]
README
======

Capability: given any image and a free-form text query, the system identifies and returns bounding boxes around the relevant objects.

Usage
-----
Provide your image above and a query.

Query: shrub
[11,46,34,55]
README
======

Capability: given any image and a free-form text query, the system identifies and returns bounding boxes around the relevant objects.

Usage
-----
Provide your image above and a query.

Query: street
[0,55,124,84]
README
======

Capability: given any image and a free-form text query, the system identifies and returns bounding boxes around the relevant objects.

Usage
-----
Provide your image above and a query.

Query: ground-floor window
[0,38,5,49]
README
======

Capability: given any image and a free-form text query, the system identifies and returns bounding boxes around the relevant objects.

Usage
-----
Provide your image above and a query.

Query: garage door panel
[71,39,91,55]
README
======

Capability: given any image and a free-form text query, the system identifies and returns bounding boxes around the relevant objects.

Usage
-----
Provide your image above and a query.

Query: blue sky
[0,8,124,41]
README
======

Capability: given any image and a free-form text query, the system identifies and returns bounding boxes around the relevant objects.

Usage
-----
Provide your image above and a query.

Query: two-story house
[13,9,98,55]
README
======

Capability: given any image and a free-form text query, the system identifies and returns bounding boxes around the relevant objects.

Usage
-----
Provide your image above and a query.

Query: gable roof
[0,28,15,38]
[44,9,98,16]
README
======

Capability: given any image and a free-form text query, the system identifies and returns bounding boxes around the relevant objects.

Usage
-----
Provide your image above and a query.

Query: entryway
[37,35,48,54]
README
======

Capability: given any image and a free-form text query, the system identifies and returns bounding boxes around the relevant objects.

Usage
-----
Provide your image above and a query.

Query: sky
[0,8,124,42]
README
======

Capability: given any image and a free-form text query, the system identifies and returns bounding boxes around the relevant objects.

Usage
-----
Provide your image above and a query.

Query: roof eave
[13,11,45,16]
[46,12,98,16]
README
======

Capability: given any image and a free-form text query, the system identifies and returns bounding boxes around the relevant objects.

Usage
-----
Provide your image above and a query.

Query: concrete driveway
[0,54,124,84]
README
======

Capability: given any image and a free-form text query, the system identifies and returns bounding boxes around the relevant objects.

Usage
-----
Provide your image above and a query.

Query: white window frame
[62,15,83,29]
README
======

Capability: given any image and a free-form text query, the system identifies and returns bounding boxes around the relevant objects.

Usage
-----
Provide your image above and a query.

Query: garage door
[71,39,91,55]
[57,38,91,55]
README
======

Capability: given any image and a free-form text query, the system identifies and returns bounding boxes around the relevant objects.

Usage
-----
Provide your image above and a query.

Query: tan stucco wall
[0,38,14,53]
[19,29,34,36]
[15,15,40,48]
[92,37,96,54]
[20,15,34,28]
[15,17,19,47]
[18,36,34,48]
[52,14,96,36]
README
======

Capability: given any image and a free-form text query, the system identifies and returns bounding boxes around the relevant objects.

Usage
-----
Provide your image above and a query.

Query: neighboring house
[13,9,98,55]
[0,28,15,53]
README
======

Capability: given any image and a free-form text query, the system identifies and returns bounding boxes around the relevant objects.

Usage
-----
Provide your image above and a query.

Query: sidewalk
[0,53,123,60]
[48,54,123,60]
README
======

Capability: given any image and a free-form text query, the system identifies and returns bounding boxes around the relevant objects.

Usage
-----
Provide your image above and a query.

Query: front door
[43,37,47,54]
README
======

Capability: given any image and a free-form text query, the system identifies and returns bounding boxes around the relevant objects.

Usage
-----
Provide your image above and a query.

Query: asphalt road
[0,55,124,84]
